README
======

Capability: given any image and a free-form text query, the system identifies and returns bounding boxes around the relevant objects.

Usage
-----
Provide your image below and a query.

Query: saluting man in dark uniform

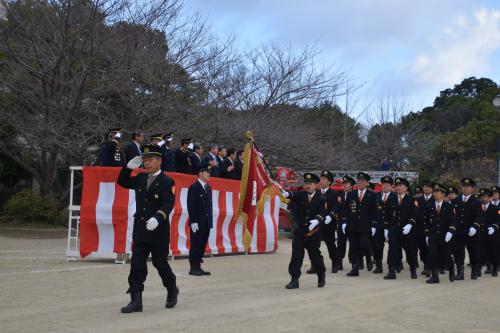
[282,173,326,289]
[450,177,483,280]
[117,144,178,313]
[307,170,340,274]
[187,166,213,276]
[174,138,193,174]
[341,172,377,277]
[424,183,456,284]
[373,176,396,274]
[384,177,418,280]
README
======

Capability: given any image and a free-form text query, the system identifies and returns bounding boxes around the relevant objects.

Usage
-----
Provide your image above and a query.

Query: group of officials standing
[282,171,500,288]
[98,128,243,180]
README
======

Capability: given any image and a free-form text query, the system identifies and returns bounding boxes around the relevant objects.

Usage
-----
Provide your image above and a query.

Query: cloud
[409,8,500,85]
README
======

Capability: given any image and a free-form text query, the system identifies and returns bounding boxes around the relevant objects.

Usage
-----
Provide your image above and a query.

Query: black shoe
[485,265,492,274]
[306,267,316,274]
[384,267,396,280]
[347,264,359,277]
[426,270,440,284]
[189,268,203,276]
[492,269,498,277]
[373,261,383,274]
[199,267,211,276]
[396,261,403,273]
[471,269,478,280]
[338,263,344,271]
[285,278,299,289]
[165,287,179,308]
[331,263,338,274]
[439,269,445,275]
[366,257,374,272]
[121,292,143,313]
[448,265,455,282]
[420,269,427,275]
[455,267,464,280]
[477,267,482,277]
[318,273,326,288]
[410,267,417,279]
[358,260,365,270]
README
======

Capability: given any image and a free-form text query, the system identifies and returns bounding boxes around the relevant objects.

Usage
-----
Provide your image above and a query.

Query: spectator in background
[380,157,392,171]
[203,143,220,177]
[217,146,226,167]
[234,149,244,180]
[125,131,144,163]
[163,133,176,172]
[221,148,238,179]
[174,138,193,174]
[190,143,205,175]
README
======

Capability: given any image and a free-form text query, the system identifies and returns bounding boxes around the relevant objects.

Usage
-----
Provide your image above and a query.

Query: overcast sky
[186,0,500,116]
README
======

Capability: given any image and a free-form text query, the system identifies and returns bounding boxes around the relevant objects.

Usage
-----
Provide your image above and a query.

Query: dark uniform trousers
[335,193,349,265]
[451,197,482,269]
[320,222,338,264]
[348,232,370,264]
[129,240,176,293]
[189,229,210,267]
[289,230,325,278]
[371,230,385,262]
[117,167,176,295]
[287,190,326,278]
[424,202,456,271]
[479,205,500,268]
[416,196,433,269]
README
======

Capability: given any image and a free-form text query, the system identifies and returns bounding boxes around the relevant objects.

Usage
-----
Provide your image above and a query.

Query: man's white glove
[158,140,166,147]
[146,217,159,231]
[191,223,199,233]
[426,236,429,246]
[114,132,122,139]
[342,223,347,234]
[325,215,332,225]
[384,229,389,241]
[445,232,453,243]
[402,224,412,235]
[468,227,477,237]
[282,190,289,198]
[127,156,143,169]
[309,219,319,231]
[371,227,376,237]
[488,227,495,235]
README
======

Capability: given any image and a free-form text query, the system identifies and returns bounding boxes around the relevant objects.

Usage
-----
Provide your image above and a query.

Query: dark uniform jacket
[320,188,340,226]
[100,139,125,167]
[187,180,213,230]
[390,194,417,235]
[189,152,205,175]
[203,153,220,177]
[342,189,377,233]
[174,147,193,174]
[221,157,239,180]
[288,190,326,235]
[375,191,396,230]
[124,141,141,163]
[415,195,434,236]
[479,203,500,241]
[117,168,175,244]
[451,196,483,236]
[424,201,456,241]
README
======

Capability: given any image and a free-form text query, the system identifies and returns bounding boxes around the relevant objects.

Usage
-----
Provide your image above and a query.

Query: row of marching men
[281,172,500,288]
[97,128,243,180]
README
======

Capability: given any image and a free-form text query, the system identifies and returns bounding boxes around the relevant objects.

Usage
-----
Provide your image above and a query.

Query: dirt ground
[1,227,499,333]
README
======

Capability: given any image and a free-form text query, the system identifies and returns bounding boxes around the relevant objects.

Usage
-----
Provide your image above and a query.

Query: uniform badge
[154,194,159,199]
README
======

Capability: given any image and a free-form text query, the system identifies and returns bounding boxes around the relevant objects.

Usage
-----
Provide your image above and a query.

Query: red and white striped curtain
[79,167,279,258]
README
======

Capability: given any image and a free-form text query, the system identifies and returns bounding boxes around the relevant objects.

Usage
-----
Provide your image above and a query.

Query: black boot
[373,260,383,274]
[285,277,299,289]
[485,264,492,274]
[448,265,455,282]
[199,267,211,276]
[331,262,338,273]
[410,266,417,279]
[358,259,365,270]
[396,260,403,273]
[471,266,478,280]
[347,264,359,277]
[306,267,316,274]
[455,265,464,280]
[384,267,397,280]
[121,292,143,313]
[476,265,482,277]
[337,262,344,271]
[318,272,326,288]
[165,287,179,308]
[492,266,498,277]
[426,270,440,284]
[366,256,374,272]
[189,264,203,276]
